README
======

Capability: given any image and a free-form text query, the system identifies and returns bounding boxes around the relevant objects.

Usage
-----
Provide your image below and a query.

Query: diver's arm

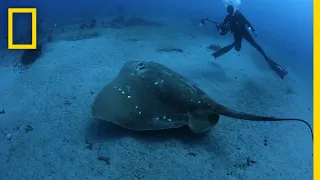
[219,28,228,35]
[218,16,230,35]
[240,13,256,32]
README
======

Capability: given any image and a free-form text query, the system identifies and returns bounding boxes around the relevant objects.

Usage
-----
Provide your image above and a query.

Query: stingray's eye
[137,62,145,70]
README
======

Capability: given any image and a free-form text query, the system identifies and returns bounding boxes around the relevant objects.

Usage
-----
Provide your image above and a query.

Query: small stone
[64,100,72,105]
[98,155,110,165]
[6,133,12,140]
[187,152,196,157]
[25,125,33,133]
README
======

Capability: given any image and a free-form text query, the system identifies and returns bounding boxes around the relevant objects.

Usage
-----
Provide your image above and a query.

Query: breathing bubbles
[222,0,241,9]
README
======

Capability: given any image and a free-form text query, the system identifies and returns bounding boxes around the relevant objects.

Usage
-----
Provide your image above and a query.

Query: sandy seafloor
[0,18,313,180]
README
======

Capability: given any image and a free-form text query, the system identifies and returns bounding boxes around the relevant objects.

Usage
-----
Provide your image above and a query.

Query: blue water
[0,0,313,179]
[1,0,313,81]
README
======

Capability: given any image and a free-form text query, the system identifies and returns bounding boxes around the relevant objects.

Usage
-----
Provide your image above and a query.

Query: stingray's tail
[212,104,313,141]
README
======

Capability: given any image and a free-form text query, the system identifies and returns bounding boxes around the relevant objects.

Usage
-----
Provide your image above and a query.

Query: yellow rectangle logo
[8,8,37,49]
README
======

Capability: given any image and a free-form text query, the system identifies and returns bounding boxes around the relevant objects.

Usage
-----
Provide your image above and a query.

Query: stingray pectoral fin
[188,113,220,133]
[91,83,125,122]
[91,91,112,121]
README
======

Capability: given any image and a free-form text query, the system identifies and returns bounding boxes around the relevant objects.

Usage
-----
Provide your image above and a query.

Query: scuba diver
[211,5,288,79]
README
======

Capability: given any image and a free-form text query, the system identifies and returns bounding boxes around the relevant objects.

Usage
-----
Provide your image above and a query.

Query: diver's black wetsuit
[212,11,267,59]
[212,10,288,79]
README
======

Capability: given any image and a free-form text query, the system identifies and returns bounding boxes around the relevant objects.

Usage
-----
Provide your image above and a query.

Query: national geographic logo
[8,8,37,49]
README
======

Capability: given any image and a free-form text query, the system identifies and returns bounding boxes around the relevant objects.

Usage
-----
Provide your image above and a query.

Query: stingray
[91,61,313,141]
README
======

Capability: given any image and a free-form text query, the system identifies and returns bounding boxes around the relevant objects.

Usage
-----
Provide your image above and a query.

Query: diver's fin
[212,43,235,59]
[188,113,219,133]
[267,59,288,79]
